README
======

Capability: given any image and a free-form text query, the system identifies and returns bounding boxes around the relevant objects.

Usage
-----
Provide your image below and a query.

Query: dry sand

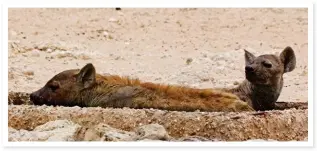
[8,8,308,102]
[8,8,308,141]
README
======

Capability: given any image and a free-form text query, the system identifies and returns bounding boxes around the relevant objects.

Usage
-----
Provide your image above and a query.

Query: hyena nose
[245,65,254,72]
[30,93,41,105]
[30,93,35,101]
[30,93,40,101]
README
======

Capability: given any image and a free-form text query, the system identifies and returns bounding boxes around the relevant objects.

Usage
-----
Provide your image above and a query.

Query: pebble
[200,78,210,82]
[135,124,170,141]
[30,49,40,57]
[103,31,109,37]
[186,58,193,65]
[108,18,118,22]
[47,48,53,53]
[22,70,34,76]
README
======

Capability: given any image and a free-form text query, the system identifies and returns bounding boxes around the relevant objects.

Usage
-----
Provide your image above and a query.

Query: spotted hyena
[29,64,253,112]
[225,46,296,111]
[29,46,296,112]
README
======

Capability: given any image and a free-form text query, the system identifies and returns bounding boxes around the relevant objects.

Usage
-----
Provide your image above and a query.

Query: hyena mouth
[246,74,267,84]
[29,93,55,106]
[246,73,264,83]
[29,93,44,105]
[245,72,256,81]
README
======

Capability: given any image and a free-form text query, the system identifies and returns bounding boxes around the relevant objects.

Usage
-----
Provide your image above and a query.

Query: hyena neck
[74,82,117,107]
[230,78,284,111]
[76,81,143,108]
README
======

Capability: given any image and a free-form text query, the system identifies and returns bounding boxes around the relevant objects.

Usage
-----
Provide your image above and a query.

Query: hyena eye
[49,85,59,92]
[262,61,272,68]
[48,81,60,92]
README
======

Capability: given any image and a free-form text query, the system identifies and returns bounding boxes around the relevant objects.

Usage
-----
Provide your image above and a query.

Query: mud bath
[8,8,308,142]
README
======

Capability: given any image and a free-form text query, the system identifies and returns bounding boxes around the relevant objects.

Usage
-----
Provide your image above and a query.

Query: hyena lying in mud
[29,46,297,112]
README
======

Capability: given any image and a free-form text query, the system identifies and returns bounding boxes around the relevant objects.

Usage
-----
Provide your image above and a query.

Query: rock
[22,70,34,76]
[186,58,193,65]
[176,136,214,141]
[83,128,102,141]
[94,124,137,141]
[30,49,40,57]
[8,105,308,141]
[47,48,53,53]
[103,31,109,37]
[84,123,173,141]
[9,120,81,141]
[8,128,36,141]
[108,18,118,22]
[136,139,165,142]
[233,81,239,85]
[135,124,170,141]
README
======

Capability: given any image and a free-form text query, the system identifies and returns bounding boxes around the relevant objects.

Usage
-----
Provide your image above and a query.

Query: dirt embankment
[8,105,307,141]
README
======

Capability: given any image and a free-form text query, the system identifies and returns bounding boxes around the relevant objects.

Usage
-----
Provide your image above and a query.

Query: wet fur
[30,68,253,112]
[30,46,296,112]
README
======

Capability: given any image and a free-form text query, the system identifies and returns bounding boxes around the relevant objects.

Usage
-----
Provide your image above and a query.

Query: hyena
[29,46,296,112]
[29,65,253,112]
[224,46,296,111]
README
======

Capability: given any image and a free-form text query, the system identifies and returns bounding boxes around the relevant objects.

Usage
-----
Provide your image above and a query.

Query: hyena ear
[280,46,296,73]
[77,63,96,88]
[244,49,256,65]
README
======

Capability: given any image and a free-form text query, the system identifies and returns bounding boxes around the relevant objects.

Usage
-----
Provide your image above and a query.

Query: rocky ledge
[8,104,308,141]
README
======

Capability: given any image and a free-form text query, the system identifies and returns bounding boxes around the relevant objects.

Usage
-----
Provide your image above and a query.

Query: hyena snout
[245,65,255,73]
[30,90,45,105]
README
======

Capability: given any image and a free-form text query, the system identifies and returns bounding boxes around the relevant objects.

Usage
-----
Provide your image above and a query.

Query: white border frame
[1,0,314,148]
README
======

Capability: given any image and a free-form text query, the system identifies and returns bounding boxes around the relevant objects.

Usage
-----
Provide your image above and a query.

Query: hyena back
[30,64,253,112]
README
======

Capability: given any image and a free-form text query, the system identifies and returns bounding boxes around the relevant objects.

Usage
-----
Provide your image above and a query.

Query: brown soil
[8,105,307,141]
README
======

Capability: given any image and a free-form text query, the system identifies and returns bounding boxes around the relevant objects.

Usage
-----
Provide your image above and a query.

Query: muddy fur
[29,46,296,112]
[91,46,296,111]
[30,64,253,112]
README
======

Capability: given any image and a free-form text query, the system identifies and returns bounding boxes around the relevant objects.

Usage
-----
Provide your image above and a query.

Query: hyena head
[30,63,97,106]
[244,46,296,86]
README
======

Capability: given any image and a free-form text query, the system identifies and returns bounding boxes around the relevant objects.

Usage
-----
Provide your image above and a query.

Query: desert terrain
[8,8,308,141]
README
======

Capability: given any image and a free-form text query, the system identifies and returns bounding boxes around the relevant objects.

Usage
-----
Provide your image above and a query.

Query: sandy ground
[8,8,308,103]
